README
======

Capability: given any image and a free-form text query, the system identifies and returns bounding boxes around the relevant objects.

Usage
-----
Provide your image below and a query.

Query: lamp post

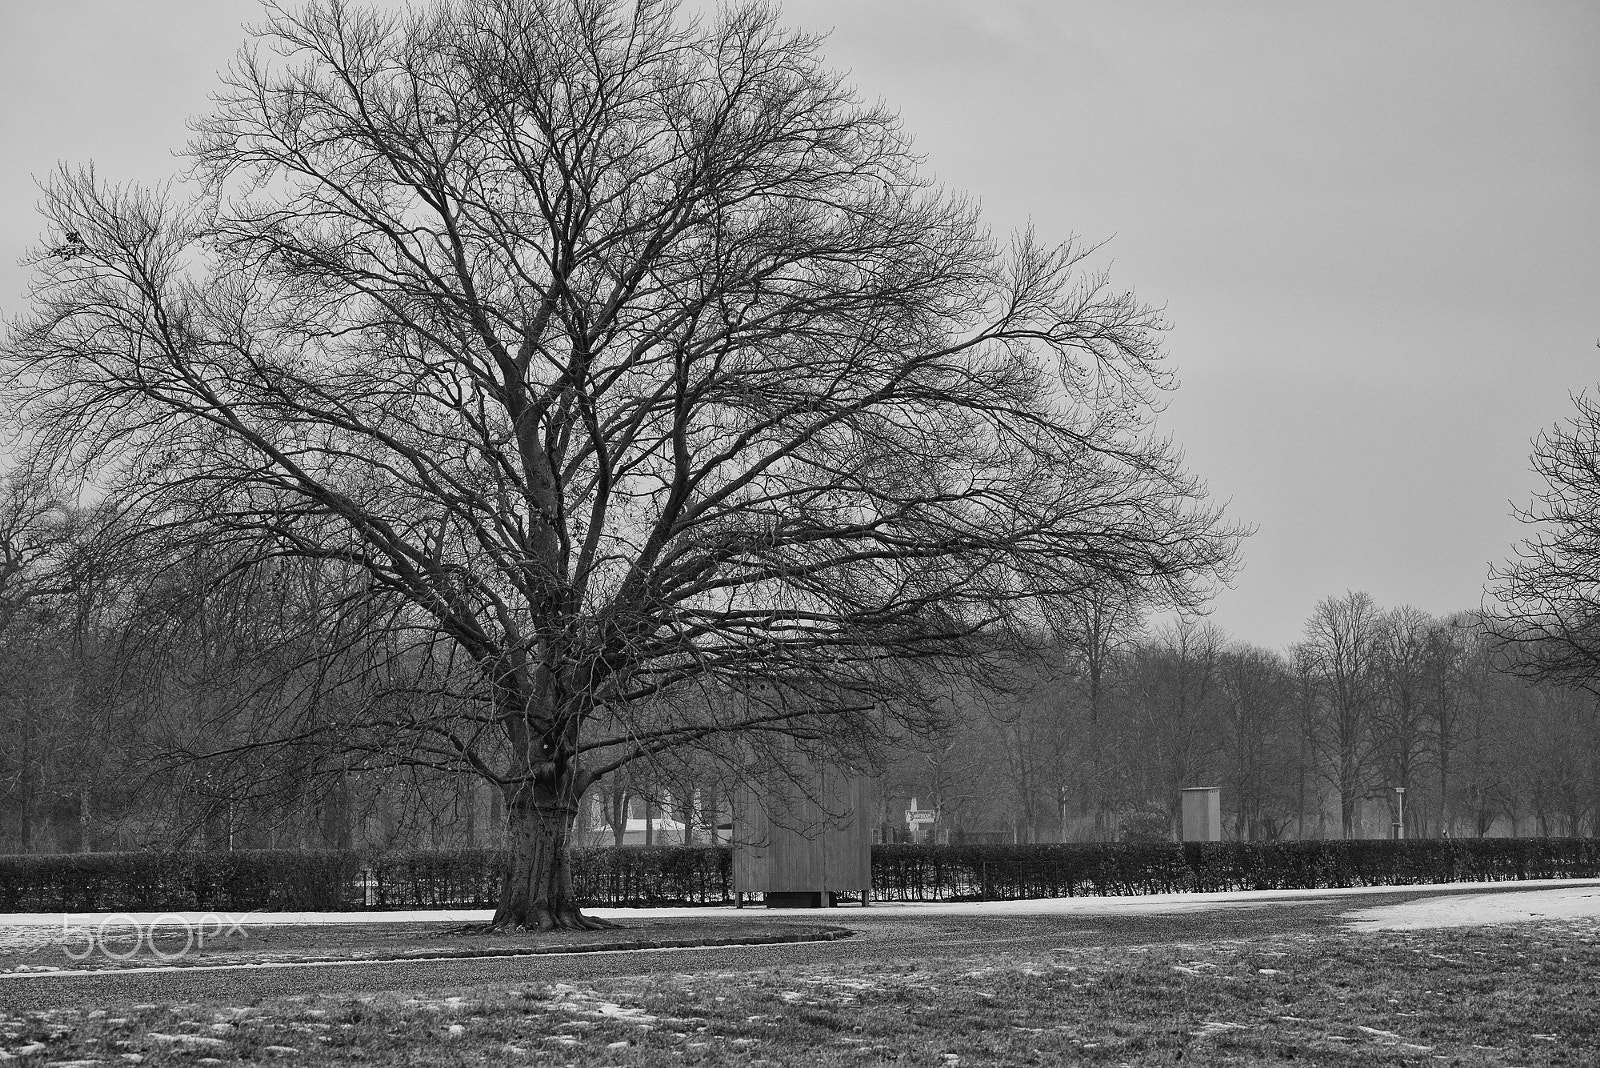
[1393,786,1406,840]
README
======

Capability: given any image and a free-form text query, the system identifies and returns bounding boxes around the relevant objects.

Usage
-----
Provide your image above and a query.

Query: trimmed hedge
[0,846,732,913]
[870,838,1600,901]
[0,850,363,914]
[363,847,732,910]
[574,845,732,908]
[1,838,1596,913]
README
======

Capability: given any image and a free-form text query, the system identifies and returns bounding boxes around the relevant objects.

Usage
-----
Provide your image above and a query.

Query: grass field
[2,918,1595,1066]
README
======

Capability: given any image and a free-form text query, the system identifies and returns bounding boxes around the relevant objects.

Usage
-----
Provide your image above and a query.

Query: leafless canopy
[3,0,1237,801]
[1492,388,1600,691]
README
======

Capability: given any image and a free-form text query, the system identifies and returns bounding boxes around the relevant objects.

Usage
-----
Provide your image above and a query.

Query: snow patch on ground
[528,983,658,1027]
[1343,888,1600,930]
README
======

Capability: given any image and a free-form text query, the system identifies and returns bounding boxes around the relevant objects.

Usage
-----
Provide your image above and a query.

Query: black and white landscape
[0,2,1596,1064]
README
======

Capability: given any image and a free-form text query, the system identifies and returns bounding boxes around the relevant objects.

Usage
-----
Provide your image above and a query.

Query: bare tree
[1417,609,1502,837]
[1498,673,1599,837]
[984,670,1064,845]
[875,691,993,843]
[1372,605,1434,835]
[592,766,635,848]
[1059,582,1142,840]
[1285,641,1342,837]
[1493,386,1600,689]
[1421,613,1467,836]
[1486,383,1600,833]
[1215,643,1294,841]
[1450,632,1523,836]
[0,483,149,852]
[2,0,1236,928]
[1300,591,1383,838]
[1123,620,1223,833]
[1063,582,1145,724]
[0,476,65,849]
[0,474,75,638]
[0,609,78,852]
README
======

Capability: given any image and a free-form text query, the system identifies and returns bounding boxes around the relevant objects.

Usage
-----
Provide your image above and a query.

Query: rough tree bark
[494,788,608,931]
[486,735,617,931]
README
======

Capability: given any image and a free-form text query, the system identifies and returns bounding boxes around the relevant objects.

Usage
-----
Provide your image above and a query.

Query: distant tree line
[875,591,1599,844]
[0,472,1587,853]
[0,471,1592,852]
[6,478,1590,853]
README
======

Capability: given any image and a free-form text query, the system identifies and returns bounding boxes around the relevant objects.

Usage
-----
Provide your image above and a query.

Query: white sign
[906,810,936,824]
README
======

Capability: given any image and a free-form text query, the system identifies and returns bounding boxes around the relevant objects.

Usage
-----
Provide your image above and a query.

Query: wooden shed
[732,749,873,908]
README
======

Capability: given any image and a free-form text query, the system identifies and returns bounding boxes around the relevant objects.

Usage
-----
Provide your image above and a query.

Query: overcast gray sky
[2,1,1596,651]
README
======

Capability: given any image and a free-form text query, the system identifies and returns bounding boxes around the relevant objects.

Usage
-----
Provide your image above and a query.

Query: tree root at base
[447,909,625,935]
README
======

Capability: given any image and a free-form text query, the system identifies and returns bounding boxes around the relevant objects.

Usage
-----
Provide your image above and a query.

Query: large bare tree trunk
[491,779,616,932]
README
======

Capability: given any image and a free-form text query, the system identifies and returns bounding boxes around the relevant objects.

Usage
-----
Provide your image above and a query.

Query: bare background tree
[1372,605,1433,836]
[1123,620,1223,835]
[1298,591,1383,838]
[1494,386,1600,689]
[1214,643,1295,842]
